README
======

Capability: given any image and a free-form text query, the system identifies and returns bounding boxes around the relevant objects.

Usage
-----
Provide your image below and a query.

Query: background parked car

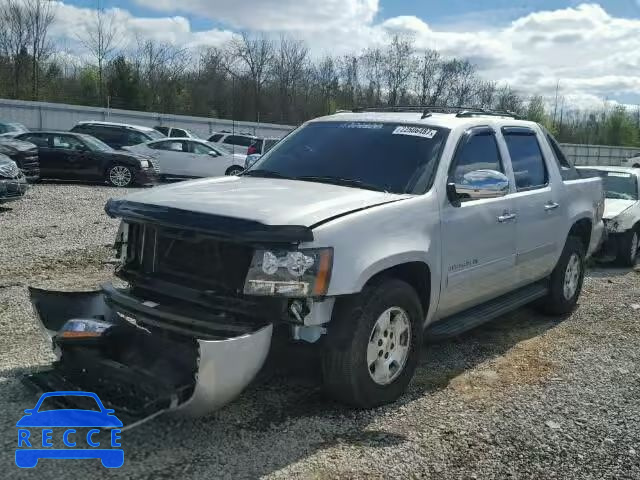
[70,121,165,149]
[125,138,245,179]
[0,154,28,203]
[0,138,39,181]
[621,156,640,168]
[247,137,280,156]
[0,121,29,138]
[15,131,157,187]
[207,131,258,155]
[578,166,640,265]
[154,126,200,138]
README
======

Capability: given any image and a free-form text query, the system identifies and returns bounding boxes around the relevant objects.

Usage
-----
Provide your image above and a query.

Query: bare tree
[361,47,384,106]
[273,36,308,122]
[78,7,119,105]
[383,35,415,106]
[227,33,274,121]
[25,0,55,100]
[415,49,440,105]
[0,0,31,98]
[314,56,338,114]
[339,54,359,109]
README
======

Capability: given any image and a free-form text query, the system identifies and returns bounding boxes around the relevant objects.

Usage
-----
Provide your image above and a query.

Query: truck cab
[26,108,604,420]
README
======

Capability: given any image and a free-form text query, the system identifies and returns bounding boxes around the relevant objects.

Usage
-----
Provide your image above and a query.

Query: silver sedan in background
[125,138,246,180]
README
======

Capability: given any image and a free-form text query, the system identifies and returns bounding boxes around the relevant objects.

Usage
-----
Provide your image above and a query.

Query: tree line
[1,0,638,147]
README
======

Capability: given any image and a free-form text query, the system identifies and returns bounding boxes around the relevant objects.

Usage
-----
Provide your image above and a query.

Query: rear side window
[545,132,580,181]
[209,133,223,142]
[450,130,503,184]
[171,128,187,137]
[20,134,49,147]
[503,129,548,190]
[223,135,253,147]
[155,126,169,135]
[126,131,149,145]
[264,139,278,153]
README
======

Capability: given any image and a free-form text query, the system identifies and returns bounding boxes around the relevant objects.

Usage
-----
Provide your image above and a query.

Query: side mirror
[447,169,509,203]
[208,151,219,157]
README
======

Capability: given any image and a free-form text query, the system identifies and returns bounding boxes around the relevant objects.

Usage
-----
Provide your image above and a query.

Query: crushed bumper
[0,176,28,203]
[25,285,273,427]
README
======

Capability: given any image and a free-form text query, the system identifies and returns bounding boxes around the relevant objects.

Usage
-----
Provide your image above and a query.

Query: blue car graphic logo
[16,391,123,468]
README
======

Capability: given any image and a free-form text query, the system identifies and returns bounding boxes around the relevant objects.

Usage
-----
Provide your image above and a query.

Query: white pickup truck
[26,108,604,423]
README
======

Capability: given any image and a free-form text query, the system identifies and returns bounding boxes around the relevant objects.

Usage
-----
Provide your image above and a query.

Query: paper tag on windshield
[392,126,437,138]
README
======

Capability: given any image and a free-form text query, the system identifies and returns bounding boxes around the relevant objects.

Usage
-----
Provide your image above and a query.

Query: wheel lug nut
[384,352,389,359]
[384,331,388,337]
[391,343,395,349]
[378,350,383,357]
[378,340,383,347]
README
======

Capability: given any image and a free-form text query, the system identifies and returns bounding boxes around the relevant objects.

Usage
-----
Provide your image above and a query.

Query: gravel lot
[1,183,639,479]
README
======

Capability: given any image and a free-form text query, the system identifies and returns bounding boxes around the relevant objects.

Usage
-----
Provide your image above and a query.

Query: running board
[426,282,549,340]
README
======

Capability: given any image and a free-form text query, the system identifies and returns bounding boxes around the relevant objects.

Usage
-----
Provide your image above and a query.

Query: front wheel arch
[225,165,244,176]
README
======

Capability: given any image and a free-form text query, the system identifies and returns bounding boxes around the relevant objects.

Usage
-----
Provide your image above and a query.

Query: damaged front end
[25,285,273,427]
[24,201,324,425]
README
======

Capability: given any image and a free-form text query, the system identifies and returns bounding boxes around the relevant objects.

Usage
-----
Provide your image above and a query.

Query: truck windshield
[581,169,638,200]
[244,121,448,194]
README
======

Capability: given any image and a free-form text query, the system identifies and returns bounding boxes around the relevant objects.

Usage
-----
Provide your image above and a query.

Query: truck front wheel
[321,278,424,408]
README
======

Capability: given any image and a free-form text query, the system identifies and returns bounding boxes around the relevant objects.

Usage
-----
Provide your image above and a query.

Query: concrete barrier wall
[2,99,640,166]
[0,98,295,139]
[561,143,640,166]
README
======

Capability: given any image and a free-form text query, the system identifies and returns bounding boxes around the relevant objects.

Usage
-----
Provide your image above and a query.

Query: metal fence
[0,98,295,139]
[2,98,640,166]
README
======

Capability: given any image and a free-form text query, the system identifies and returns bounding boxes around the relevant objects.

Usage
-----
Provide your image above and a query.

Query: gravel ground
[1,183,639,479]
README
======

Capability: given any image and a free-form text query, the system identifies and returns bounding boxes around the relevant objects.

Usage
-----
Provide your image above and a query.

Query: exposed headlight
[605,219,620,233]
[244,248,333,297]
[0,160,20,179]
[139,160,149,168]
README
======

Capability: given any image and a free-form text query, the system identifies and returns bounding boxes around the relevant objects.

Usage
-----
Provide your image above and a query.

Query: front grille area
[125,222,254,293]
[13,151,40,178]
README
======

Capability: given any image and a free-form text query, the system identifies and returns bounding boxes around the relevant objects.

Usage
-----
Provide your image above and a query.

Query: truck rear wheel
[617,229,639,267]
[537,236,585,315]
[321,278,423,408]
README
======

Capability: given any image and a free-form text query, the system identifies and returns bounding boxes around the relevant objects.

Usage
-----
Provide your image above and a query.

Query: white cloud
[39,2,640,109]
[133,0,379,32]
[49,1,236,54]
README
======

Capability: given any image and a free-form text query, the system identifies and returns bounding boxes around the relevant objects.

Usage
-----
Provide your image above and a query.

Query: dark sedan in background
[0,138,40,181]
[15,131,158,187]
[0,154,28,203]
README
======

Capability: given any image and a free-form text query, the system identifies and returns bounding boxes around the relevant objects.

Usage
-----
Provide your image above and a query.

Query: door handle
[544,202,560,211]
[497,213,517,223]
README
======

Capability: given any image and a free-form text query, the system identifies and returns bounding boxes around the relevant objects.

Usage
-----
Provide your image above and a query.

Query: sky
[46,0,640,108]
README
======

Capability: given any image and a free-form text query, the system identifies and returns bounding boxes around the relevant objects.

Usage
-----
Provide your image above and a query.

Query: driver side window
[450,130,503,184]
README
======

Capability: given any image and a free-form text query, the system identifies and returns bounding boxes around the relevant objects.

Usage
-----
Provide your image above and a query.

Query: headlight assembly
[244,248,333,297]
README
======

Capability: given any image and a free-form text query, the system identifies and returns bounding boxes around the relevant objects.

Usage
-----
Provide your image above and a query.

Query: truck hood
[604,199,636,219]
[118,175,408,227]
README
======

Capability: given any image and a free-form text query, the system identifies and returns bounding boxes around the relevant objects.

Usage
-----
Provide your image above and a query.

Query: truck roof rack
[349,105,521,120]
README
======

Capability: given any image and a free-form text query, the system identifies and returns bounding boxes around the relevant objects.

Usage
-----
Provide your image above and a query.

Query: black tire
[225,166,244,176]
[617,229,639,267]
[633,164,640,168]
[105,164,134,187]
[537,236,585,315]
[321,278,424,408]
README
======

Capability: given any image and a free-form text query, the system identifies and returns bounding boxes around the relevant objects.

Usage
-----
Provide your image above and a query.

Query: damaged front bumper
[25,284,273,427]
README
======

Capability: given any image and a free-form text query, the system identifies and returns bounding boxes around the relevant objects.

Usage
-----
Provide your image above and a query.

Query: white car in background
[578,166,640,265]
[125,138,246,180]
[621,156,640,168]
